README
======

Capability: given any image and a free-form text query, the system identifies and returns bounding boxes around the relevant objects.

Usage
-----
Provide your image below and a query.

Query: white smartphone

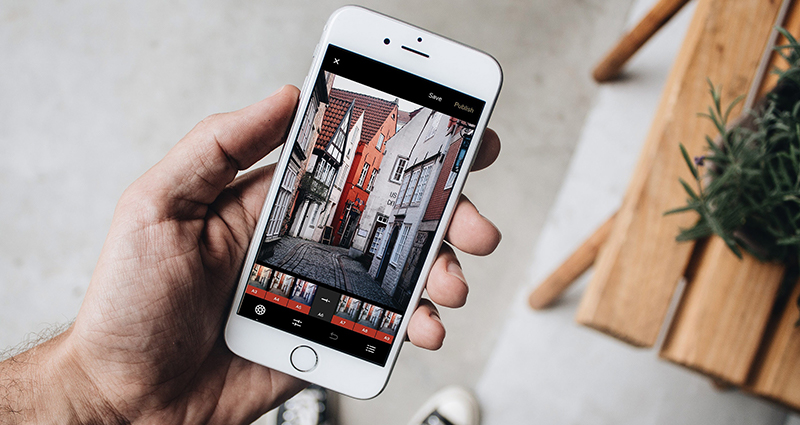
[225,6,502,399]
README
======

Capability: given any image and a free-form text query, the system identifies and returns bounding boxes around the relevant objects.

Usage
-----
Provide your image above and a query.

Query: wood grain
[593,0,691,82]
[659,237,784,385]
[755,0,800,99]
[743,1,800,408]
[528,214,616,310]
[576,0,785,347]
[748,279,800,410]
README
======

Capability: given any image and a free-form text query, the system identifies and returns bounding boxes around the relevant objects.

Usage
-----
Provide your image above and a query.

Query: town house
[288,95,357,243]
[327,88,398,249]
[359,107,429,268]
[368,111,459,306]
[264,72,332,241]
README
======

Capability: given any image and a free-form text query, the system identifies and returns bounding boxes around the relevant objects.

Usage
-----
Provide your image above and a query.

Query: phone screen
[237,45,486,366]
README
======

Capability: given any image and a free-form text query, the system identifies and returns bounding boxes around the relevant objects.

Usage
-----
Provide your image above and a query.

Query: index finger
[470,128,501,171]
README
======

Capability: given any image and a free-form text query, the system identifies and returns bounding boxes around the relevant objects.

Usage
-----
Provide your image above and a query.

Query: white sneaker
[259,385,333,425]
[407,386,480,425]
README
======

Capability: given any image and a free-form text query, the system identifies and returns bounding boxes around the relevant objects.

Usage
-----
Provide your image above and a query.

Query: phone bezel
[225,5,502,399]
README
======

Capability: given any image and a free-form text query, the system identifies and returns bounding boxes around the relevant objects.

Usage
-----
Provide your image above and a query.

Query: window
[445,134,471,190]
[297,101,318,151]
[357,163,370,187]
[390,223,411,266]
[313,161,335,187]
[411,164,433,205]
[444,170,457,190]
[313,161,324,180]
[366,168,379,191]
[266,168,298,237]
[369,226,386,254]
[390,157,407,183]
[329,128,345,161]
[402,169,420,206]
[281,167,298,191]
[333,129,345,150]
[376,133,385,151]
[325,167,336,187]
[266,193,287,237]
[396,173,410,208]
[426,113,442,140]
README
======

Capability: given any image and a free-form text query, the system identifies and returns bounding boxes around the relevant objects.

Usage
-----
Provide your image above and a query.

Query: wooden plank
[576,0,785,347]
[659,236,784,385]
[528,214,615,309]
[748,279,800,410]
[744,2,800,409]
[593,0,692,82]
[755,0,800,99]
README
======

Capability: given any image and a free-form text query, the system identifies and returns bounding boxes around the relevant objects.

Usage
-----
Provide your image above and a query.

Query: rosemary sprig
[668,28,800,269]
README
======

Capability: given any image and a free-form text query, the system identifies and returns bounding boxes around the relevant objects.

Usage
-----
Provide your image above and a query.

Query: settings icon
[254,304,266,316]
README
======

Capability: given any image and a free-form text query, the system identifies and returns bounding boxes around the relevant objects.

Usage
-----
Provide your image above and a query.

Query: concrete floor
[0,0,736,423]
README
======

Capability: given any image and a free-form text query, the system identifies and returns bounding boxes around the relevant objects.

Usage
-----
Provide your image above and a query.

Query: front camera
[383,38,390,45]
[417,37,423,42]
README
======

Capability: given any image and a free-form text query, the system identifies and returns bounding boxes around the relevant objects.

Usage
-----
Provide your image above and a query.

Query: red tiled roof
[315,97,352,151]
[330,88,398,145]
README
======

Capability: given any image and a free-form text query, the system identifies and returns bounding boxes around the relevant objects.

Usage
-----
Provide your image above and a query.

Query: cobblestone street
[259,236,399,309]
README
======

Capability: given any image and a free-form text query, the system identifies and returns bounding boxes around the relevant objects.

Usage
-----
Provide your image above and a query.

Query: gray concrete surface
[9,1,783,424]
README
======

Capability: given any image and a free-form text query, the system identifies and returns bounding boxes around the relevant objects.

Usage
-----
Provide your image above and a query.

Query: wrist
[0,329,126,425]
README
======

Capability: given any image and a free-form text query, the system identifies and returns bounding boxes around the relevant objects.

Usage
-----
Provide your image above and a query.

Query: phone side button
[290,345,318,372]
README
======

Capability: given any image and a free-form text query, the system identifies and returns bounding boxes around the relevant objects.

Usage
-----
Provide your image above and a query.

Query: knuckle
[119,180,174,223]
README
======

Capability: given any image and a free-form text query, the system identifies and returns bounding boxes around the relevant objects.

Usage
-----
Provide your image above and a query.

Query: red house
[329,88,399,247]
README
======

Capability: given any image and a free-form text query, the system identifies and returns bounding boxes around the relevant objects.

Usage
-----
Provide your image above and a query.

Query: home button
[290,345,318,372]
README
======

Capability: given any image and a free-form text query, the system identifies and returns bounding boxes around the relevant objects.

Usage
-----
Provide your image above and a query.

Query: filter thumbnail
[290,280,318,307]
[352,302,385,338]
[356,303,385,331]
[336,295,362,322]
[379,311,402,336]
[248,264,272,290]
[269,271,296,298]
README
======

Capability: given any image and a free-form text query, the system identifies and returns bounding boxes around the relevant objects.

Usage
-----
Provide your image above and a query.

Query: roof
[329,88,398,145]
[397,110,412,126]
[407,107,423,121]
[315,97,352,151]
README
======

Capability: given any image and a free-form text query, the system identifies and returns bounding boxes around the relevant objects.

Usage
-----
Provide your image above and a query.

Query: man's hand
[0,86,501,425]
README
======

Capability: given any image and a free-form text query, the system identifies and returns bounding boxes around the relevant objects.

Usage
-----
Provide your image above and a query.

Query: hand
[0,85,501,425]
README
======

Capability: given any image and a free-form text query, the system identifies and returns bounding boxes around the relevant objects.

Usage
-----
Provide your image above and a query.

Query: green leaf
[723,95,745,124]
[679,178,700,200]
[680,144,699,180]
[665,205,698,215]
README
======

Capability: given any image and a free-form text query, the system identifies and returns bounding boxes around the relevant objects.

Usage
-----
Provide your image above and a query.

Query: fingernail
[446,261,468,287]
[493,221,503,242]
[269,85,286,97]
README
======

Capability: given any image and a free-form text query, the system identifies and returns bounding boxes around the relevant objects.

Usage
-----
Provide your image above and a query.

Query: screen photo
[238,45,484,365]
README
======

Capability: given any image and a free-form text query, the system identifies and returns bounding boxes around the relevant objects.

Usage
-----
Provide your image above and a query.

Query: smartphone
[225,6,502,399]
